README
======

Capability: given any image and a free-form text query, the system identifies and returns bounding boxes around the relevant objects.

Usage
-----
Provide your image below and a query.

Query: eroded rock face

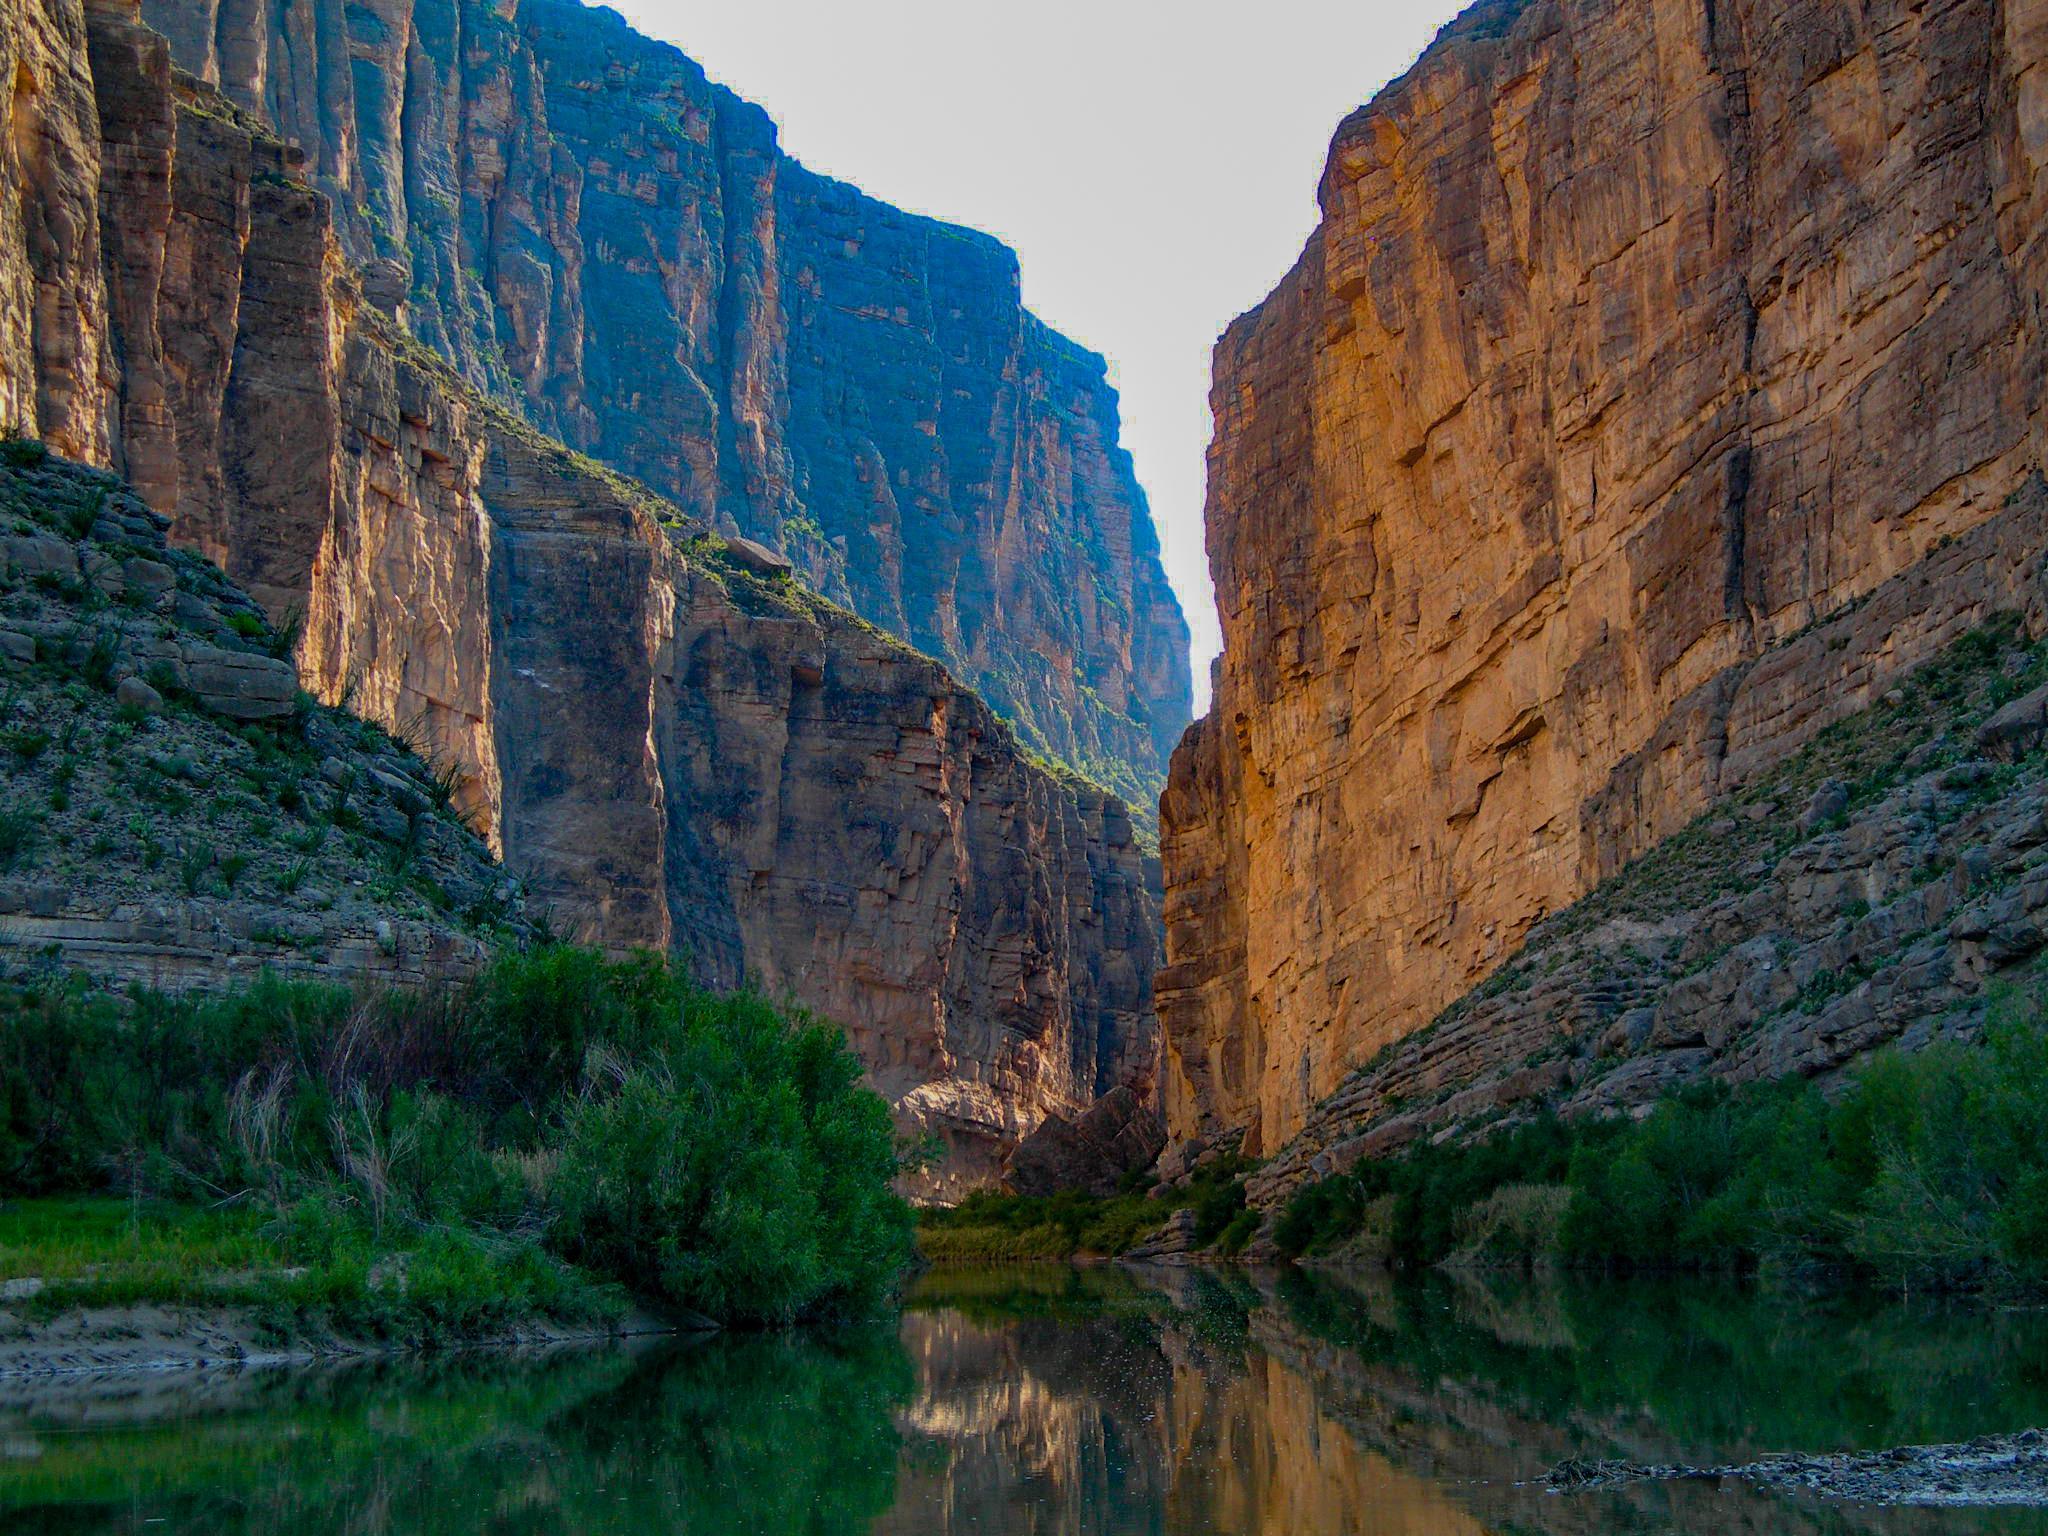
[0,0,109,458]
[135,0,1192,813]
[1163,0,2048,1161]
[1242,549,2048,1212]
[0,0,1161,1192]
[479,433,1163,1195]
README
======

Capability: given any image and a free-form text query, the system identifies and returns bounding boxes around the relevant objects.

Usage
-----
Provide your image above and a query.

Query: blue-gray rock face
[142,0,1192,817]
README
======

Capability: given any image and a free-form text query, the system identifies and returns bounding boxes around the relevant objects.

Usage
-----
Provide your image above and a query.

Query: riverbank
[0,1195,690,1378]
[0,1298,679,1380]
[913,1157,1256,1263]
[1550,1430,2048,1508]
[1,945,916,1331]
[926,967,2048,1294]
[1271,985,2048,1296]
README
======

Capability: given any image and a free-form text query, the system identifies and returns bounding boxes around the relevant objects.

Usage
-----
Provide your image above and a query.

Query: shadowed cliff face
[0,0,1161,1194]
[1162,0,2048,1161]
[134,0,1193,816]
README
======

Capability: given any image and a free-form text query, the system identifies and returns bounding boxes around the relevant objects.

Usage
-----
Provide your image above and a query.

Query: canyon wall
[0,0,1158,1193]
[135,0,1192,812]
[1162,0,2048,1159]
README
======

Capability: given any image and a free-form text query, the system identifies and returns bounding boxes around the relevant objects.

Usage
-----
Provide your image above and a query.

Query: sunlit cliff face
[1161,0,2048,1162]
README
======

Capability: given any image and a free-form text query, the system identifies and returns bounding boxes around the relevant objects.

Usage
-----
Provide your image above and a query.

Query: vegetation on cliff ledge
[0,946,915,1333]
[1276,978,2048,1296]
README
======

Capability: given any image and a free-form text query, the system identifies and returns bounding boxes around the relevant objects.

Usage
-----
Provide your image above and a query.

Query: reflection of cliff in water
[886,1266,1486,1536]
[4,1268,2046,1533]
[888,1265,2048,1535]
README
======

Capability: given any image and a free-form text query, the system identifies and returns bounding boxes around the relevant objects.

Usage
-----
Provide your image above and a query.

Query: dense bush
[1274,1115,1596,1268]
[1276,985,2048,1295]
[917,1157,1254,1262]
[0,947,914,1325]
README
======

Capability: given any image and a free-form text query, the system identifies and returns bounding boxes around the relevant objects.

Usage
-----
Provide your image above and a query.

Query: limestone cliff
[1163,0,2048,1160]
[1246,598,2048,1210]
[0,0,1160,1194]
[136,0,1192,814]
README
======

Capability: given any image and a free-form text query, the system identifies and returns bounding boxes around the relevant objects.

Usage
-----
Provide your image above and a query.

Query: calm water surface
[3,1265,2046,1533]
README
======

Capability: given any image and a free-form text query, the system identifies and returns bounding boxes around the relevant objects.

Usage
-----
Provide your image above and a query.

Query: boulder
[181,643,297,720]
[723,536,793,578]
[1799,779,1851,833]
[114,675,162,714]
[1977,684,2048,762]
[2,533,78,581]
[1005,1084,1166,1198]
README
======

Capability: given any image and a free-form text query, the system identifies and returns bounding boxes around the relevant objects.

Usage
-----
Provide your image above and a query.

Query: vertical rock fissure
[137,0,1192,808]
[1164,0,2048,1163]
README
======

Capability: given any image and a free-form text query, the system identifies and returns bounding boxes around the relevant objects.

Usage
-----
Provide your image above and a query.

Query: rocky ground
[1248,616,2048,1211]
[0,445,531,992]
[1550,1430,2048,1507]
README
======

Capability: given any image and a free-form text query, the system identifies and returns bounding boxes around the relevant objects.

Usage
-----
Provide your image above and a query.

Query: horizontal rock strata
[0,0,1162,1192]
[0,449,521,994]
[1163,0,2048,1162]
[136,0,1191,811]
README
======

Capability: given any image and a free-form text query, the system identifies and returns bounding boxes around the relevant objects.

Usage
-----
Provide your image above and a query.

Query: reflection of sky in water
[3,1266,2047,1534]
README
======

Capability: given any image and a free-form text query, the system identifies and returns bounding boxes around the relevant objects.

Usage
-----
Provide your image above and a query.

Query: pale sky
[614,1,1469,709]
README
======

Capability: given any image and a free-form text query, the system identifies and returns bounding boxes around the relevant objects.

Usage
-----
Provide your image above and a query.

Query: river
[2,1265,2044,1533]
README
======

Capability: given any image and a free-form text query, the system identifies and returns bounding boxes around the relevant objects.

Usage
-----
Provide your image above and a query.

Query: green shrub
[1453,1183,1571,1266]
[1831,994,2048,1289]
[0,947,914,1326]
[1276,987,2048,1296]
[1191,1173,1248,1247]
[0,436,48,469]
[548,988,911,1325]
[0,807,38,870]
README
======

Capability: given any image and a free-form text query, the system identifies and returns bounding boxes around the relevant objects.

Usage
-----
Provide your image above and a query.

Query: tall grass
[0,947,914,1326]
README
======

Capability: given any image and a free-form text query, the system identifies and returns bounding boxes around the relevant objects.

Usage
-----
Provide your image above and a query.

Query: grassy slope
[0,442,526,963]
[0,1196,618,1336]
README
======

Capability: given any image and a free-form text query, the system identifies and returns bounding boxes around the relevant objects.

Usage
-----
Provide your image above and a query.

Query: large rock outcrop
[1162,0,2048,1161]
[136,0,1192,814]
[0,448,526,994]
[0,0,1161,1194]
[1245,590,2048,1210]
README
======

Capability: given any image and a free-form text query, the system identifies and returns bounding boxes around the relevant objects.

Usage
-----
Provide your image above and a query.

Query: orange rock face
[1162,0,2048,1159]
[0,0,110,459]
